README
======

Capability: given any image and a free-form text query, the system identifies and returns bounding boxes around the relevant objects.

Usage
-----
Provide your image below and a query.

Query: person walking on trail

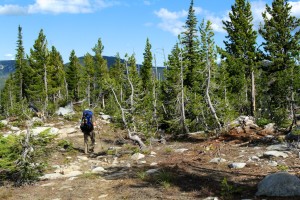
[80,109,96,154]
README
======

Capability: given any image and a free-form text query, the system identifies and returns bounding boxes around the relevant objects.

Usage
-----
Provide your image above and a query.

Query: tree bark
[251,70,256,117]
[44,63,48,113]
[179,52,189,134]
[206,53,222,131]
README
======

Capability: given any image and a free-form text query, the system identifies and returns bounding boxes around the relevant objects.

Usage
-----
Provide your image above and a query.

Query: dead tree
[110,59,146,149]
[206,50,222,131]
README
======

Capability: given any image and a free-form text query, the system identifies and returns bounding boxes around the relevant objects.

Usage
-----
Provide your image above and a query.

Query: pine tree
[258,0,300,125]
[140,38,153,91]
[15,25,26,101]
[83,52,94,106]
[0,75,16,115]
[92,38,109,109]
[221,0,258,116]
[181,0,200,87]
[200,20,221,130]
[26,29,49,111]
[161,42,188,133]
[48,46,66,105]
[140,38,156,134]
[66,50,80,101]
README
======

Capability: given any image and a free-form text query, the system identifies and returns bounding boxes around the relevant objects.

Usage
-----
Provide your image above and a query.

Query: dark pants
[83,130,95,154]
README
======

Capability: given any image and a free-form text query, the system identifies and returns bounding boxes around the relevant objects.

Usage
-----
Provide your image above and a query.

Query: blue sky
[1,0,300,66]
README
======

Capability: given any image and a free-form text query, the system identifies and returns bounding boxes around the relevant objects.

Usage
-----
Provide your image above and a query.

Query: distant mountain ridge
[0,56,165,89]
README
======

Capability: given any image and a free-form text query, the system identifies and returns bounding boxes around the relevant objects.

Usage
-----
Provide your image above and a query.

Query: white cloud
[154,8,187,36]
[4,53,14,60]
[28,0,92,14]
[0,4,27,15]
[290,1,300,17]
[94,0,121,10]
[0,0,121,15]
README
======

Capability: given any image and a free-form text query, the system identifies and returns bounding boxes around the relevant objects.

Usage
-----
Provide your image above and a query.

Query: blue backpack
[80,110,94,132]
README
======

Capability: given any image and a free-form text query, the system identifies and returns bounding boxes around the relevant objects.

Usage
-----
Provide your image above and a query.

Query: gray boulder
[55,103,75,116]
[256,172,300,196]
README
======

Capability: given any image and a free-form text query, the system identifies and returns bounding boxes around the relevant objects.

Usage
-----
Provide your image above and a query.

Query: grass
[164,147,173,154]
[155,170,174,189]
[136,170,148,180]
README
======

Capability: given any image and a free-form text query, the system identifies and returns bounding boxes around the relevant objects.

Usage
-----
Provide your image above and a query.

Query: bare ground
[1,118,300,200]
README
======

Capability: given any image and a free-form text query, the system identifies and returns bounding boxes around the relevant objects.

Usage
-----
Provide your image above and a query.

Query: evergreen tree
[15,25,26,101]
[140,38,156,134]
[200,20,222,130]
[92,38,109,109]
[83,52,94,106]
[66,50,80,101]
[221,0,258,116]
[258,0,300,125]
[26,29,49,111]
[140,38,153,91]
[181,0,200,87]
[0,75,16,115]
[109,53,125,102]
[161,42,187,133]
[48,46,66,105]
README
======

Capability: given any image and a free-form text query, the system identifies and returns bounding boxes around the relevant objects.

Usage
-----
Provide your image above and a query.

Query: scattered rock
[0,120,8,125]
[39,173,63,180]
[174,148,188,153]
[210,158,227,163]
[146,168,160,174]
[92,167,106,174]
[202,197,219,200]
[268,160,278,167]
[249,156,260,161]
[131,153,145,160]
[228,162,246,169]
[98,194,108,199]
[256,172,300,196]
[63,171,82,178]
[263,151,288,158]
[56,103,75,116]
[31,127,59,136]
[261,123,276,135]
[266,144,289,151]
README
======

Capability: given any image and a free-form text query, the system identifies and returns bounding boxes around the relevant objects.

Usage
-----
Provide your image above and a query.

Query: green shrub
[57,139,74,152]
[0,122,6,129]
[155,170,173,189]
[220,177,242,199]
[0,131,56,185]
[256,118,272,127]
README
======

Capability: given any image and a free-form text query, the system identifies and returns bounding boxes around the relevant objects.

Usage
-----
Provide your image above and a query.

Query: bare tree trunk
[9,84,13,109]
[19,60,23,100]
[110,59,146,149]
[87,77,91,107]
[179,53,189,134]
[153,56,158,132]
[102,95,105,109]
[44,63,48,113]
[251,70,256,117]
[206,53,222,131]
[111,88,146,149]
[64,77,68,101]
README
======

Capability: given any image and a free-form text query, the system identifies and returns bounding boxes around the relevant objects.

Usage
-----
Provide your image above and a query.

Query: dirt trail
[1,119,300,200]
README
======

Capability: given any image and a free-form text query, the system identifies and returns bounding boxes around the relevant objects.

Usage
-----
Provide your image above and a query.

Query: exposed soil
[1,118,300,200]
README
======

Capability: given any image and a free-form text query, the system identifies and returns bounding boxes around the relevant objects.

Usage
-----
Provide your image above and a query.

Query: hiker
[80,109,96,154]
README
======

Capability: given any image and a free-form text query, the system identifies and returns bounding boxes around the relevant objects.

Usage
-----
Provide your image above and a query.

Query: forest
[2,1,300,196]
[1,0,300,137]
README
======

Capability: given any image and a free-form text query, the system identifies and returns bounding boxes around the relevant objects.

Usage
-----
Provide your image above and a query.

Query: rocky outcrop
[256,172,300,197]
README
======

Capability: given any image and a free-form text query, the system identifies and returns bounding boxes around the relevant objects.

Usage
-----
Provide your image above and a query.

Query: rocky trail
[1,115,300,200]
